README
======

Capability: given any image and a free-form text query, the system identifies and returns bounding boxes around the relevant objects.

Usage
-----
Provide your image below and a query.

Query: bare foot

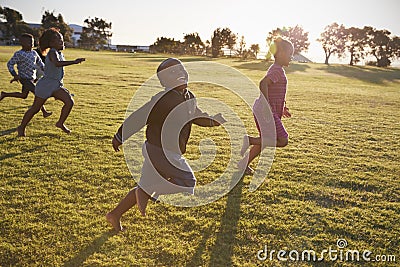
[17,126,26,137]
[244,166,254,175]
[106,212,124,232]
[55,122,71,134]
[135,187,150,216]
[43,112,52,118]
[0,91,5,101]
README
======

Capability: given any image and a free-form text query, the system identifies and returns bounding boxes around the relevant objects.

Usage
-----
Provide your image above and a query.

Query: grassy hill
[0,47,399,266]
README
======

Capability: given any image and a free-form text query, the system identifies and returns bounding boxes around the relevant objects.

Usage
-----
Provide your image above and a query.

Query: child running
[17,28,85,136]
[106,58,226,232]
[238,37,293,175]
[1,33,52,117]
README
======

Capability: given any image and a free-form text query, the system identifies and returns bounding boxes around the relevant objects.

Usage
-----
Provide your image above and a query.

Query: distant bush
[366,61,377,66]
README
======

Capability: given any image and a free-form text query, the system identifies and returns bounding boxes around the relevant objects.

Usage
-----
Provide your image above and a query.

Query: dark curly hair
[19,33,34,41]
[39,27,60,51]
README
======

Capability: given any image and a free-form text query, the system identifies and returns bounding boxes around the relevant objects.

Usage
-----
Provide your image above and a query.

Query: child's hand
[212,113,227,125]
[10,75,20,83]
[112,136,122,152]
[74,58,85,64]
[283,106,292,118]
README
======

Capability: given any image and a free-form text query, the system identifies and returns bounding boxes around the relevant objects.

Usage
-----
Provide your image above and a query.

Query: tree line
[318,22,400,67]
[1,6,399,67]
[152,24,400,67]
[0,6,112,50]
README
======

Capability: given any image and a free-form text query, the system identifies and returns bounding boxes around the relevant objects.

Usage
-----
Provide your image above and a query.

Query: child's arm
[261,76,291,118]
[192,107,226,127]
[112,106,148,152]
[112,134,122,152]
[259,76,273,100]
[111,94,163,152]
[7,53,20,83]
[283,101,292,118]
[48,49,85,67]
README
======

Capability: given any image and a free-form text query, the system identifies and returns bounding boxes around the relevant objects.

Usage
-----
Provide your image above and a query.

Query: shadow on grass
[235,61,311,73]
[137,57,212,63]
[185,225,215,267]
[317,64,400,84]
[68,82,104,86]
[111,53,211,63]
[0,127,17,136]
[63,230,116,267]
[0,146,46,161]
[207,172,244,266]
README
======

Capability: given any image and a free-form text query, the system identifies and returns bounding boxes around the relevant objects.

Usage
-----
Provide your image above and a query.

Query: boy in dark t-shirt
[106,58,226,232]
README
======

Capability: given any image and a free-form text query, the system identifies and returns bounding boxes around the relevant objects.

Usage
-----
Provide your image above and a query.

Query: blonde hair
[269,37,293,57]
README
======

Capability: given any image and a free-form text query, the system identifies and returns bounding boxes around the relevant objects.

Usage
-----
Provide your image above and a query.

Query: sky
[1,0,399,63]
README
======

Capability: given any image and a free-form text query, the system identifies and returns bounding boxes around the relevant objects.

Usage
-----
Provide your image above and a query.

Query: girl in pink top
[238,38,294,175]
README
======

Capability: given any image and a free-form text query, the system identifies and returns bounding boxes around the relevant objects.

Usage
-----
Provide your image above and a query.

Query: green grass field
[0,46,399,266]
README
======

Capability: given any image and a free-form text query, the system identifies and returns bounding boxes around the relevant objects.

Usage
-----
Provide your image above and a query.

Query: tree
[79,17,112,49]
[237,35,246,57]
[211,27,237,58]
[205,40,212,57]
[317,23,347,64]
[267,25,310,54]
[150,37,182,54]
[224,28,237,57]
[41,10,73,44]
[250,44,260,59]
[0,6,34,40]
[211,28,224,57]
[393,37,400,59]
[345,27,367,65]
[183,33,204,55]
[365,27,400,67]
[0,6,22,38]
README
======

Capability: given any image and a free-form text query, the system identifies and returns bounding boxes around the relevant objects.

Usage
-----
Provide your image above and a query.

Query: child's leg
[247,144,262,165]
[238,144,261,172]
[52,88,74,133]
[249,136,262,146]
[40,105,52,118]
[17,96,47,136]
[0,90,29,100]
[135,186,151,217]
[276,137,288,147]
[241,135,262,156]
[106,187,137,232]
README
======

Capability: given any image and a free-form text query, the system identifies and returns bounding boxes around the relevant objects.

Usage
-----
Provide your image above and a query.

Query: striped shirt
[252,63,289,139]
[265,63,287,117]
[7,49,44,80]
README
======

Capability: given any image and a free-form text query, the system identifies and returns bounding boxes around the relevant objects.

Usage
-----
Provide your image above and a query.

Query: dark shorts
[20,79,36,94]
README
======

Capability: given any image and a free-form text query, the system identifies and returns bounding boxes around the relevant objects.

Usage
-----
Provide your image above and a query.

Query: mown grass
[0,46,399,266]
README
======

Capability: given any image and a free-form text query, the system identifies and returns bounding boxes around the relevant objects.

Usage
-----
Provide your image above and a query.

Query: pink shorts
[254,113,288,139]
